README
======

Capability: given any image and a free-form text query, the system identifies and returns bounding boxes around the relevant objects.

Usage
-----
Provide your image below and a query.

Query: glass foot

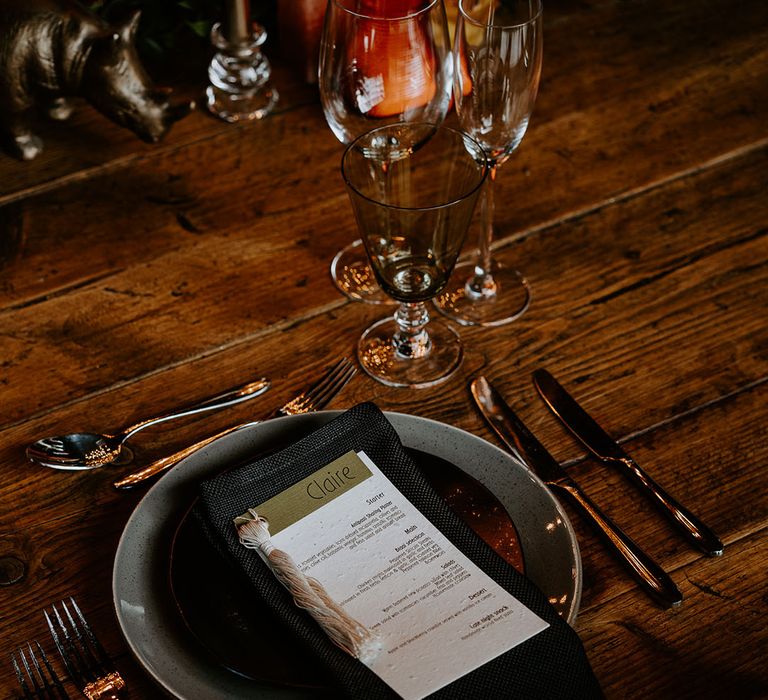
[434,260,531,327]
[357,316,463,388]
[206,22,279,123]
[330,240,395,304]
[206,84,278,123]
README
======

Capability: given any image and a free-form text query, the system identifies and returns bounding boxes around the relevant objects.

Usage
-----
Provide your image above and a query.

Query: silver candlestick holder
[206,2,278,123]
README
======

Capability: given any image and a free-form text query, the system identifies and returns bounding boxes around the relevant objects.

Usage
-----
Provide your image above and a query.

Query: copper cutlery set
[26,378,272,471]
[112,357,357,490]
[471,371,723,608]
[25,358,357,489]
[19,356,718,696]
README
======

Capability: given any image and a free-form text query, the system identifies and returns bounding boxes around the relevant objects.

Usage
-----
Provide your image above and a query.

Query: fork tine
[11,650,34,699]
[61,600,103,678]
[273,358,351,416]
[22,645,47,698]
[294,358,352,409]
[34,641,69,700]
[46,599,124,697]
[11,642,67,700]
[294,358,355,412]
[46,605,91,685]
[61,598,109,679]
[306,362,357,412]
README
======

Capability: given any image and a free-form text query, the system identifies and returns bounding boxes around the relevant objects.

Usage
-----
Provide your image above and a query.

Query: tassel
[237,509,380,663]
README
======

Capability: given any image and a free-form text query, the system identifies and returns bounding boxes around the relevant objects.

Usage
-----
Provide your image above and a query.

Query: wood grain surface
[0,0,766,697]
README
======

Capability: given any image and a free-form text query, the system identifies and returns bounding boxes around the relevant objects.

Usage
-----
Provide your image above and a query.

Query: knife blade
[533,369,724,557]
[471,375,683,608]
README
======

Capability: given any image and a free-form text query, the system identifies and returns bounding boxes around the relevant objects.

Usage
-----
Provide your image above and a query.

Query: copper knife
[471,376,683,608]
[533,369,723,557]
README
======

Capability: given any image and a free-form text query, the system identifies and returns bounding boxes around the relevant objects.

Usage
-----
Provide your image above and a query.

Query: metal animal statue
[0,0,193,160]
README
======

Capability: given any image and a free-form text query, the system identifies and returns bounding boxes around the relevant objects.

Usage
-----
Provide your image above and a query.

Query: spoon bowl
[27,377,271,470]
[27,433,133,471]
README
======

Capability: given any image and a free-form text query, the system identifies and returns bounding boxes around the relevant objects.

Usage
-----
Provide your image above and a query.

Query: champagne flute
[319,0,453,304]
[435,0,543,326]
[342,123,487,387]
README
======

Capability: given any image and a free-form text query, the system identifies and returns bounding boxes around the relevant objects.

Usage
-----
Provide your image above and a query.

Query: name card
[237,451,372,536]
[242,451,549,699]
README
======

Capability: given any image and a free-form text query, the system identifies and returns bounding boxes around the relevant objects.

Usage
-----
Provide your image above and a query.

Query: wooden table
[1,0,766,697]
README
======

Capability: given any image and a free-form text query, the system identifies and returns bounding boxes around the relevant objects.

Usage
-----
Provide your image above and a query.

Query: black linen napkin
[195,402,602,699]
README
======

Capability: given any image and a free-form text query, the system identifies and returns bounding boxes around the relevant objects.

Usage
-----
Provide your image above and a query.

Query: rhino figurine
[0,0,193,160]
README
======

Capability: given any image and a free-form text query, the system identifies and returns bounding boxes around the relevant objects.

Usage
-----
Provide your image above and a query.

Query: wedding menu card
[241,450,549,700]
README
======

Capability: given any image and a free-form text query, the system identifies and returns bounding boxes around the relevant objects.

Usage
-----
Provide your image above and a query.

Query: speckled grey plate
[113,411,581,700]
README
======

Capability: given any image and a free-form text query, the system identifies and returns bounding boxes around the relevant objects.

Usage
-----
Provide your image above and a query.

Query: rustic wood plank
[493,0,768,244]
[481,178,768,445]
[1,0,766,312]
[0,63,317,204]
[0,355,764,698]
[0,495,166,699]
[0,139,765,430]
[0,1,766,696]
[2,313,764,549]
[578,530,768,699]
[546,380,768,610]
[2,337,764,546]
[0,102,345,308]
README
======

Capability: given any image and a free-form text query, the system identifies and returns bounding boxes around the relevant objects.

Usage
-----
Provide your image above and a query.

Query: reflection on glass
[319,0,453,304]
[435,0,543,326]
[342,123,487,388]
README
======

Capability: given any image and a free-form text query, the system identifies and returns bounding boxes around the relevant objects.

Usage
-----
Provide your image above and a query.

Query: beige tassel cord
[237,509,380,664]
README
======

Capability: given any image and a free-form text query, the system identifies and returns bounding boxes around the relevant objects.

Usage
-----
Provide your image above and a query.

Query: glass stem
[466,163,498,300]
[392,302,432,359]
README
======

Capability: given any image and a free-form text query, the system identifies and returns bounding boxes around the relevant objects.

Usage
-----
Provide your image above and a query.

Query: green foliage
[88,0,278,63]
[88,0,224,58]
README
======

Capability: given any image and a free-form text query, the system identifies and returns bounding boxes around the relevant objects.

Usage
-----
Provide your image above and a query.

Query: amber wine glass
[342,123,487,388]
[435,0,543,326]
[319,0,453,304]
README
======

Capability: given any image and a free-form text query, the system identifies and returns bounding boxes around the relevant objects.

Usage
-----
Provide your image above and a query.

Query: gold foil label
[235,451,373,536]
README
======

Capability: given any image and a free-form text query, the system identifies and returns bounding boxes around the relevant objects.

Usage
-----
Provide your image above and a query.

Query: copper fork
[113,356,358,490]
[11,641,68,699]
[44,598,124,700]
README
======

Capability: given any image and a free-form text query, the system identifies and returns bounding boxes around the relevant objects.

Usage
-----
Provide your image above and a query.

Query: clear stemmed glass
[342,123,487,388]
[319,0,453,304]
[434,0,543,326]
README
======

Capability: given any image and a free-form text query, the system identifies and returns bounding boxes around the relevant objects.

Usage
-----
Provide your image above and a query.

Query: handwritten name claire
[306,465,357,500]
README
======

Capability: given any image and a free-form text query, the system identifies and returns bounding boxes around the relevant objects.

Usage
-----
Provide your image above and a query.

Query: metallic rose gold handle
[119,378,270,441]
[84,671,125,699]
[112,421,257,490]
[615,456,724,557]
[557,482,683,608]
